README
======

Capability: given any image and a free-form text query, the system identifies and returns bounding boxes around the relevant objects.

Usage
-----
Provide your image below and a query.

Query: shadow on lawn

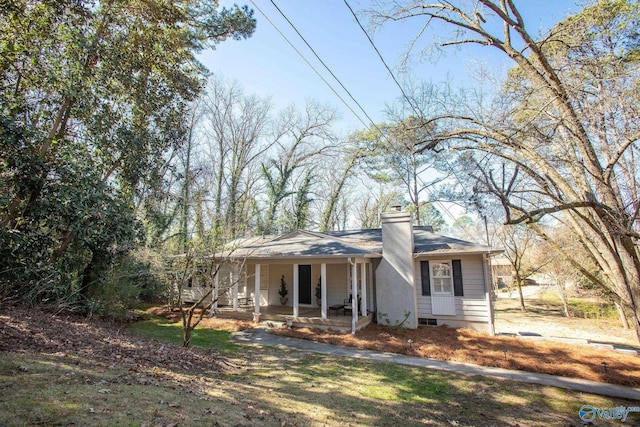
[237,351,633,427]
[275,323,640,388]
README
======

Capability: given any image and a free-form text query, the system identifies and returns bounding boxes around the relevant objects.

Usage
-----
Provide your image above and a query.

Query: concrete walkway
[232,327,640,401]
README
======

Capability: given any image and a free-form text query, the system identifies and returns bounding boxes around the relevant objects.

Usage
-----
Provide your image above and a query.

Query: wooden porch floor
[213,305,373,331]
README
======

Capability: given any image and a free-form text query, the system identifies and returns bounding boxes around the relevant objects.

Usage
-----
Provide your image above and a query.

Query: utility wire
[343,0,421,116]
[269,0,380,129]
[343,0,485,242]
[248,0,369,129]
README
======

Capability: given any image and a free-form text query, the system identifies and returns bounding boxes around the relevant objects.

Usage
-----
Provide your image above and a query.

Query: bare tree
[260,101,339,233]
[318,152,359,232]
[200,77,273,239]
[370,1,640,341]
[354,116,449,227]
[496,224,546,312]
[168,241,244,347]
[355,185,403,229]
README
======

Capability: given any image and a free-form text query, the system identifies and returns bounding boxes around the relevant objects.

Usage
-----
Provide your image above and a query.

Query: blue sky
[199,0,581,135]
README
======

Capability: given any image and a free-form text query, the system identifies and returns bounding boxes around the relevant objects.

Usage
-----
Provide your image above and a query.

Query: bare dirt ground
[494,297,638,347]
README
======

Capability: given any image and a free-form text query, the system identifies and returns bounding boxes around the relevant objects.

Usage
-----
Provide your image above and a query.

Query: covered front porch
[213,304,374,332]
[213,256,377,333]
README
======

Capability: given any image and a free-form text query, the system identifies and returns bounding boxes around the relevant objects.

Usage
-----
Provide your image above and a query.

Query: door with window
[430,261,455,315]
[421,259,464,316]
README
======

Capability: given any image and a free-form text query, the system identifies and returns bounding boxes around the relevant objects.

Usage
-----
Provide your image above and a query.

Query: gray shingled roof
[229,226,494,259]
[229,230,379,258]
[412,227,493,254]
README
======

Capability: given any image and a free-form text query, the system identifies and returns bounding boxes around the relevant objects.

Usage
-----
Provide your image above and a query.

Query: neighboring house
[192,211,499,334]
[491,255,514,288]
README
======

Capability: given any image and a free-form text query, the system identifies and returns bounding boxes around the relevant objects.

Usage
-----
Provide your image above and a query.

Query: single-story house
[189,210,500,334]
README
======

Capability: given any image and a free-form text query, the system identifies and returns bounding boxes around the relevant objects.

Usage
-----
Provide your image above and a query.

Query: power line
[255,0,481,241]
[343,0,421,117]
[268,0,379,129]
[248,0,369,129]
[343,0,484,242]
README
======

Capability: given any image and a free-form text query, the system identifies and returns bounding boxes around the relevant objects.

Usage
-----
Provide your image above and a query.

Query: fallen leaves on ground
[146,306,254,332]
[272,323,640,388]
[0,306,237,381]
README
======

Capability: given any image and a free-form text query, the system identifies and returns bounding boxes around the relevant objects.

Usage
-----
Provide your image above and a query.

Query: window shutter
[452,259,463,296]
[420,261,431,296]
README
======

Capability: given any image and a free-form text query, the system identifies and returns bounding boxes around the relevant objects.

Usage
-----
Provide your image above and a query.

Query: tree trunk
[79,251,99,300]
[183,327,192,348]
[319,157,355,232]
[557,284,571,318]
[516,278,526,312]
[616,301,630,329]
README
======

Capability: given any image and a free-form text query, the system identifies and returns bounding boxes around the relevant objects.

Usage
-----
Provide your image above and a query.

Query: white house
[189,210,499,334]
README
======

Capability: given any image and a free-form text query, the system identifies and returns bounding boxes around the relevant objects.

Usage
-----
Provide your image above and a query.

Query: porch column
[360,262,367,317]
[254,264,261,315]
[351,261,358,334]
[321,263,327,319]
[232,265,239,312]
[209,268,219,318]
[293,264,299,318]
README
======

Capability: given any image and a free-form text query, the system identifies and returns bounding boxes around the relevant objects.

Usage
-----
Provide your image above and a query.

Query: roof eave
[413,248,503,257]
[232,252,382,260]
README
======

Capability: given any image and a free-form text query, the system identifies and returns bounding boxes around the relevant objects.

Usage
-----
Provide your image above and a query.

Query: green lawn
[128,316,239,352]
[1,347,635,427]
[1,315,637,426]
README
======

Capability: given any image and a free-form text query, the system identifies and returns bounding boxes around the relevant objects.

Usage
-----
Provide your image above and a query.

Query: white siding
[323,263,349,306]
[246,260,358,307]
[267,264,291,306]
[415,254,490,323]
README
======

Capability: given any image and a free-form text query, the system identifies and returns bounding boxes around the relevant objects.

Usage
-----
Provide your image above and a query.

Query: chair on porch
[343,294,361,316]
[238,295,253,307]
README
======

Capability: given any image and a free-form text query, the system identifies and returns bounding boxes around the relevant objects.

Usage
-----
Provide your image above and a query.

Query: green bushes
[85,250,166,320]
[568,299,618,320]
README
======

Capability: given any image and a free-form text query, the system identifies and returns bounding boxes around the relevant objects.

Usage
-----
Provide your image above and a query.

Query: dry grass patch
[273,323,640,388]
[146,305,254,331]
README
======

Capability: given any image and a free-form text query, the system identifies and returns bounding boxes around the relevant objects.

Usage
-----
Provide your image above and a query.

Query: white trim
[360,262,367,317]
[232,266,239,311]
[430,260,454,295]
[321,263,327,319]
[293,264,299,317]
[254,264,261,315]
[351,260,358,334]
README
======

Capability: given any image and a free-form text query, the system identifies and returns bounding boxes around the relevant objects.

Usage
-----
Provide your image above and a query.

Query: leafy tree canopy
[0,0,256,309]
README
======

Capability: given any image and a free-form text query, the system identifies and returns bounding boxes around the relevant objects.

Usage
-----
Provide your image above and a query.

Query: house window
[419,318,438,326]
[431,261,453,295]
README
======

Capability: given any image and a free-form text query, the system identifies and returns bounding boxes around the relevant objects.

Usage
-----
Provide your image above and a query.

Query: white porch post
[209,268,219,318]
[321,263,327,319]
[351,261,358,334]
[254,264,261,315]
[232,265,239,311]
[360,262,367,317]
[213,270,219,309]
[293,264,299,318]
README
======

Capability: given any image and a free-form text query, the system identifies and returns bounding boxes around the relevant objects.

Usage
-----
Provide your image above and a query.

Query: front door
[298,264,312,305]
